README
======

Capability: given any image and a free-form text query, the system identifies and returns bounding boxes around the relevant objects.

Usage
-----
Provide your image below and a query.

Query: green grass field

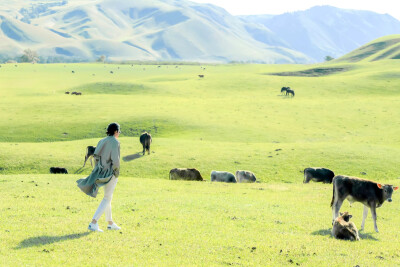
[1,57,400,266]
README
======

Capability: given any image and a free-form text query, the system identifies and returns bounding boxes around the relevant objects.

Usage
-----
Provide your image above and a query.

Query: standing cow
[331,175,398,232]
[235,170,257,183]
[303,167,335,184]
[169,168,203,181]
[211,171,236,183]
[140,132,152,155]
[83,146,96,167]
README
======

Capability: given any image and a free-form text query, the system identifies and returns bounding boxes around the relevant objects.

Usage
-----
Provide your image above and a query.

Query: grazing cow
[286,89,295,97]
[65,92,70,94]
[198,75,204,78]
[331,175,398,232]
[281,87,289,94]
[72,71,75,73]
[235,170,257,183]
[83,146,96,167]
[303,167,335,184]
[50,167,68,174]
[140,132,152,155]
[110,71,113,74]
[75,92,82,95]
[169,168,203,181]
[211,171,236,183]
[71,92,77,95]
[332,211,360,241]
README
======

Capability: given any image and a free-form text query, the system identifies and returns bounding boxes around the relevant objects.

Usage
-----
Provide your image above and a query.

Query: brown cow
[169,168,203,181]
[332,211,360,241]
[331,175,398,232]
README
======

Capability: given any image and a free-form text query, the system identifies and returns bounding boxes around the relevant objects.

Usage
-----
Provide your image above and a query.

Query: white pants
[92,176,118,222]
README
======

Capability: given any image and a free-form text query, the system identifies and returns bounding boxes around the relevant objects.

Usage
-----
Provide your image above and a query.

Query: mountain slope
[239,6,400,62]
[335,34,400,62]
[0,0,309,63]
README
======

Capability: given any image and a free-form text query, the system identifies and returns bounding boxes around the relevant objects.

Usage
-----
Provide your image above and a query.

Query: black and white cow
[331,175,398,232]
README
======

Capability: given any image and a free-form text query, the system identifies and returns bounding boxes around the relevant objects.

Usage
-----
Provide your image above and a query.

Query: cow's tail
[330,179,336,207]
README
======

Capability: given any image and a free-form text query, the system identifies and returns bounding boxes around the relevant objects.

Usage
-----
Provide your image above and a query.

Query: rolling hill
[334,34,400,62]
[0,0,309,63]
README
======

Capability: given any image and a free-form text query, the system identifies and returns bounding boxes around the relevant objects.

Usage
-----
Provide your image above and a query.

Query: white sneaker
[88,222,103,232]
[107,223,121,230]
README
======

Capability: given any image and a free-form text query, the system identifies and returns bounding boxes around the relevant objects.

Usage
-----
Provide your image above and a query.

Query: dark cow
[332,211,360,241]
[140,132,152,155]
[65,92,70,94]
[83,146,96,167]
[303,167,335,184]
[169,168,203,181]
[235,170,257,183]
[331,175,398,232]
[211,171,236,183]
[286,89,295,97]
[281,87,290,94]
[198,75,204,78]
[50,167,68,174]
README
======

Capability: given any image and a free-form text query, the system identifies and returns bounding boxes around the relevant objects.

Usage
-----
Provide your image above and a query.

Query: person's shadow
[123,152,144,162]
[14,232,90,249]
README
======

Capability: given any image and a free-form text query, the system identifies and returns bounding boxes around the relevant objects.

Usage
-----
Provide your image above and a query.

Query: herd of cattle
[49,131,398,241]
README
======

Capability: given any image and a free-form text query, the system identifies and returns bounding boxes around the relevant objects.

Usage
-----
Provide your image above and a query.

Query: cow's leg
[332,197,344,224]
[148,145,150,155]
[361,205,368,231]
[370,204,379,233]
[90,156,93,167]
[142,145,145,155]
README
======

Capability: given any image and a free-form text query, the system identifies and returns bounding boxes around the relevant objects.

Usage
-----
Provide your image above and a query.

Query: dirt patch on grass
[268,67,352,77]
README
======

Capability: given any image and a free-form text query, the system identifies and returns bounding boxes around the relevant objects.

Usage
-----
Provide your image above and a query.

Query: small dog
[332,212,360,241]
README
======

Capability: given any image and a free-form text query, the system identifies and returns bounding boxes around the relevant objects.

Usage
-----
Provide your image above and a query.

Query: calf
[332,211,360,241]
[83,146,96,167]
[169,168,203,181]
[303,167,335,184]
[331,175,398,232]
[211,171,236,183]
[50,167,68,174]
[140,132,152,155]
[235,170,257,183]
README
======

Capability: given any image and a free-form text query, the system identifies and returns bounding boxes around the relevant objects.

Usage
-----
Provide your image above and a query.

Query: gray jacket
[76,136,120,197]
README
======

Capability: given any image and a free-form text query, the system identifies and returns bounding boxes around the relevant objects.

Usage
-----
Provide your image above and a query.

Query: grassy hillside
[335,34,400,62]
[1,61,400,266]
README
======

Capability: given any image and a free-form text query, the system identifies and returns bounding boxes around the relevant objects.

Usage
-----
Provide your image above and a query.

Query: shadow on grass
[74,167,86,174]
[311,228,332,236]
[311,228,379,241]
[123,152,143,162]
[14,232,90,249]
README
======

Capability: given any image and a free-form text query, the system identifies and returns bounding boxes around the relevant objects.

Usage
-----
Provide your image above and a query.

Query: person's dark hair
[106,122,120,136]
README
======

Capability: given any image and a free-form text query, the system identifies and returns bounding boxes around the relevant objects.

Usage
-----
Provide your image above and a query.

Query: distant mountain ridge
[1,1,400,63]
[239,6,400,62]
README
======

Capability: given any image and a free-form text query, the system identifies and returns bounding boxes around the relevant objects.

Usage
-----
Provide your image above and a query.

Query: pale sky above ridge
[190,0,400,20]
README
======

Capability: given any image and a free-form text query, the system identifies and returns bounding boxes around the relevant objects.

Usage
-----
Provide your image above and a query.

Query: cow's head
[339,212,352,222]
[377,184,399,202]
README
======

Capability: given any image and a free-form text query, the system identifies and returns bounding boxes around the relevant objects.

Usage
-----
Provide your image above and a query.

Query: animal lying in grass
[49,167,68,174]
[303,167,335,184]
[332,211,360,241]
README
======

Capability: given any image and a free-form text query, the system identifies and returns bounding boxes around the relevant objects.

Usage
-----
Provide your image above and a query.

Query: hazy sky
[190,0,400,20]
